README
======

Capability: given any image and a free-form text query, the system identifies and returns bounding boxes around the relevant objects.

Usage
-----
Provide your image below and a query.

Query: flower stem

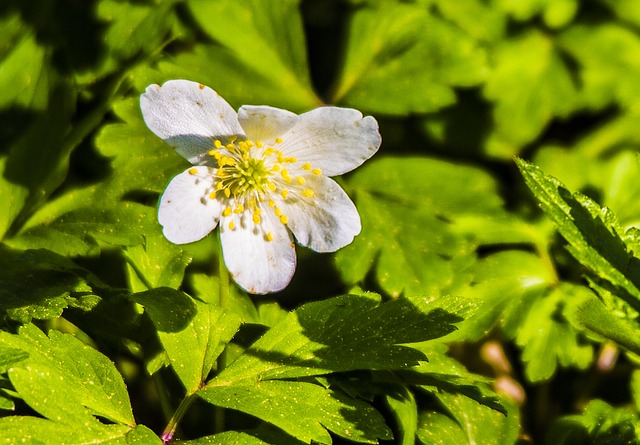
[214,236,230,433]
[160,392,198,443]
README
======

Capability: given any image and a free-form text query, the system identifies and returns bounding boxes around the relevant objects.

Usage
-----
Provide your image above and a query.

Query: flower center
[189,136,322,241]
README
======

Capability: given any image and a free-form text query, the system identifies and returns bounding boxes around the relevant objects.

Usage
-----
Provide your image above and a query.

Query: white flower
[140,80,381,294]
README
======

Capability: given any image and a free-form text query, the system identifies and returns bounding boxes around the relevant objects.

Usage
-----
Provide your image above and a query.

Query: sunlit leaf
[332,2,487,114]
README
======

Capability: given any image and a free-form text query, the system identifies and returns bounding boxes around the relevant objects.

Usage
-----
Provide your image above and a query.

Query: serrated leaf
[515,284,594,381]
[0,324,134,427]
[483,31,576,157]
[0,248,102,323]
[200,380,392,444]
[133,288,241,393]
[189,273,260,324]
[0,418,160,445]
[516,158,640,313]
[209,293,469,385]
[181,428,306,445]
[566,292,640,357]
[417,392,519,445]
[406,343,506,414]
[430,0,506,42]
[337,157,504,297]
[7,203,157,257]
[332,2,487,114]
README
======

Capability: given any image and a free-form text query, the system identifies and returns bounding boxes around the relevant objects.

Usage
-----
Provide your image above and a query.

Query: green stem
[214,235,231,433]
[160,392,198,443]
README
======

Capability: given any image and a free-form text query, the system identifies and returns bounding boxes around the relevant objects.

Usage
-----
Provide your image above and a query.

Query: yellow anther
[283,176,292,184]
[216,182,224,190]
[264,147,275,157]
[268,199,276,207]
[281,169,289,178]
[229,135,237,143]
[256,140,263,148]
[253,214,261,224]
[224,188,231,198]
[267,182,276,191]
[275,207,282,217]
[296,176,306,185]
[188,167,198,175]
[226,143,235,150]
[312,168,322,175]
[279,215,288,224]
[222,207,232,217]
[285,157,297,163]
[275,137,283,144]
[208,149,216,156]
[214,140,223,148]
[272,164,281,172]
[254,208,262,215]
[302,163,311,170]
[280,190,289,199]
[228,220,235,230]
[302,189,315,198]
[265,232,274,242]
[234,204,244,214]
[209,191,216,199]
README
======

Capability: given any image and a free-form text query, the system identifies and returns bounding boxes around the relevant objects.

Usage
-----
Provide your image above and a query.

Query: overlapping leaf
[332,1,487,114]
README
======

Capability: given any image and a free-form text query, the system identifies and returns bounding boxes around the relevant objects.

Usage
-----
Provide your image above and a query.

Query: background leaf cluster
[2,0,640,443]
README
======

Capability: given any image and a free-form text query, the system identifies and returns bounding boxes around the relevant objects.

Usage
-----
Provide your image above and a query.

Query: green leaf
[548,399,639,445]
[0,248,102,323]
[208,293,470,384]
[0,324,135,427]
[384,386,418,445]
[559,24,640,110]
[515,284,594,381]
[189,273,260,324]
[199,380,392,444]
[516,158,640,312]
[181,428,306,445]
[483,31,577,157]
[142,0,319,111]
[336,157,505,297]
[417,392,519,445]
[133,288,241,393]
[429,0,507,42]
[0,418,161,445]
[7,203,157,256]
[125,235,191,291]
[566,292,640,357]
[332,2,487,114]
[94,97,185,203]
[406,343,506,414]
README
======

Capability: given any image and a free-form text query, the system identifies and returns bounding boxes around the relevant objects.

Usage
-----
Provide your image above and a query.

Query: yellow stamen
[275,137,283,144]
[312,168,322,175]
[214,140,222,148]
[296,176,306,185]
[275,207,282,217]
[209,191,216,199]
[279,215,288,224]
[265,232,274,242]
[268,199,276,207]
[228,220,235,230]
[272,164,281,172]
[253,214,261,224]
[224,188,231,198]
[302,163,311,170]
[267,182,276,191]
[264,147,275,157]
[280,190,289,199]
[234,204,244,214]
[256,140,263,148]
[229,135,237,143]
[222,207,232,217]
[226,143,235,150]
[188,167,198,175]
[302,189,315,198]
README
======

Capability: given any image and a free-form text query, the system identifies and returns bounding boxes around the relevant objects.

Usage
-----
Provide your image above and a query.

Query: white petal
[158,167,221,244]
[220,208,296,294]
[141,80,245,165]
[280,174,361,252]
[278,107,381,176]
[237,105,299,144]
